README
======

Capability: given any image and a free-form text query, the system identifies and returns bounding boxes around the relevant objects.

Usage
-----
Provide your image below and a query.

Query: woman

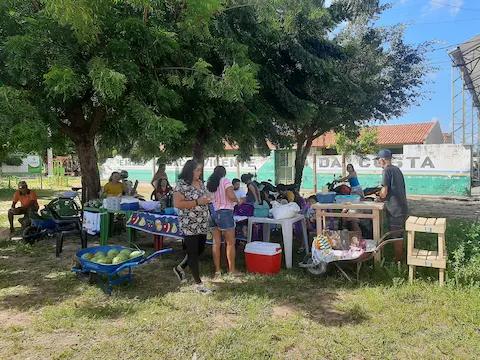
[103,171,124,197]
[154,178,173,209]
[340,164,364,197]
[207,166,239,276]
[173,160,212,294]
[240,173,260,204]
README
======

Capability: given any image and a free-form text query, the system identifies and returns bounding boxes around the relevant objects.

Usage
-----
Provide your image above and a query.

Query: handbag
[253,201,270,218]
[234,203,254,217]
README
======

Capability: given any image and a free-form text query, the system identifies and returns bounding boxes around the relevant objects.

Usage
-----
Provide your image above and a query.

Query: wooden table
[312,202,385,260]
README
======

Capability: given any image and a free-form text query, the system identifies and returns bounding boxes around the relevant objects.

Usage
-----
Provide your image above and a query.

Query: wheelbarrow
[72,245,173,294]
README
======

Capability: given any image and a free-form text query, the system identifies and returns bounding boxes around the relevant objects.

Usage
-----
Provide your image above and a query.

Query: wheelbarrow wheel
[307,261,328,275]
[22,226,42,244]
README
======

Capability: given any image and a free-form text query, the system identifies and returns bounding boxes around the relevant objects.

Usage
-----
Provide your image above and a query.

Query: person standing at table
[232,178,246,201]
[173,159,213,294]
[376,149,408,262]
[207,166,239,276]
[241,173,260,204]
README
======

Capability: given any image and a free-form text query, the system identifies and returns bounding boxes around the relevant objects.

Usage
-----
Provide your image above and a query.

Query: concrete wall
[100,144,471,197]
[306,144,471,196]
[424,122,445,144]
[1,155,43,175]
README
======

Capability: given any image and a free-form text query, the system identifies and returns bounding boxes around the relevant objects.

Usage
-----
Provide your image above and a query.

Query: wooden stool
[406,216,447,286]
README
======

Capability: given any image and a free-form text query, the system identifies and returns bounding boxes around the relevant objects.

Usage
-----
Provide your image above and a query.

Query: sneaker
[173,265,187,283]
[195,284,213,295]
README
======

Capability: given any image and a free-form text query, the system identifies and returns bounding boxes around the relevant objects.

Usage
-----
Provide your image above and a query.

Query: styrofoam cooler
[244,242,282,275]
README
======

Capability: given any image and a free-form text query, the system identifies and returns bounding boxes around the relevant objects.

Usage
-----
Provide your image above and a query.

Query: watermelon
[129,250,143,259]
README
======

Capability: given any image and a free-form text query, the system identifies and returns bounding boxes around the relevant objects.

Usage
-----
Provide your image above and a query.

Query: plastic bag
[270,202,300,220]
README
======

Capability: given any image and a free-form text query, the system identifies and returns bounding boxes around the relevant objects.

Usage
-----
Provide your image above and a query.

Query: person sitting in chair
[8,181,39,233]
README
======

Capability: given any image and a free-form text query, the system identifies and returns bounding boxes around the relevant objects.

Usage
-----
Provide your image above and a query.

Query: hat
[374,149,392,160]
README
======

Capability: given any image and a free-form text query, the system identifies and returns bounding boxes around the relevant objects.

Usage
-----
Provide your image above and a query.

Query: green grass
[1,189,480,358]
[0,231,479,359]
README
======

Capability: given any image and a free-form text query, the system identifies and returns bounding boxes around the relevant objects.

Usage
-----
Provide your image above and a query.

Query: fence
[0,175,81,191]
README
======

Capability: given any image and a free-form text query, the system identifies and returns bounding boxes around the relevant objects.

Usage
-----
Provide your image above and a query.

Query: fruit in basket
[107,249,120,258]
[139,218,146,226]
[81,253,94,260]
[119,249,131,257]
[103,257,113,264]
[129,250,143,259]
[112,255,128,264]
[96,258,108,264]
[94,251,106,258]
[171,224,177,233]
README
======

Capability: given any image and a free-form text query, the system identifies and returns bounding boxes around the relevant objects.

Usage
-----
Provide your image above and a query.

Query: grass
[1,190,480,358]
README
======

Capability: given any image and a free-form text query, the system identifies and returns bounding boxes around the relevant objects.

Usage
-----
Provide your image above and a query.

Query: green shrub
[446,221,480,286]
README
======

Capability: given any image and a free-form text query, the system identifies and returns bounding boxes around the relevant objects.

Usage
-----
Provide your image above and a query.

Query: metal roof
[449,34,480,109]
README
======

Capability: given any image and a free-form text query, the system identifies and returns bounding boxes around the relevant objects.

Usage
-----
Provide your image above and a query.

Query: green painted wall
[257,151,276,183]
[309,173,470,196]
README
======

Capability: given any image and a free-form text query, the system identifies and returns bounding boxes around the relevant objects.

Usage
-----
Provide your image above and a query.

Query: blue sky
[372,0,480,133]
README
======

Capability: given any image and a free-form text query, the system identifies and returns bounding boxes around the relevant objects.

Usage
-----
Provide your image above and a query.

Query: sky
[373,0,480,134]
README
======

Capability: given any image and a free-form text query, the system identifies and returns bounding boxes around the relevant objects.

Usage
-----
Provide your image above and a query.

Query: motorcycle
[326,179,351,195]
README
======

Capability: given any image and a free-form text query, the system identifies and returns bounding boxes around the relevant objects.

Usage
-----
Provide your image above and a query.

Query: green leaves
[0,86,48,163]
[42,0,107,44]
[43,66,85,102]
[88,58,127,102]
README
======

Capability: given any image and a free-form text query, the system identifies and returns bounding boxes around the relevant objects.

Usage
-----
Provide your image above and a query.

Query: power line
[406,17,480,26]
[429,0,480,12]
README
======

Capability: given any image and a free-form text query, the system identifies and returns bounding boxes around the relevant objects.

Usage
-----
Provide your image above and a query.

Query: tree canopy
[0,0,431,196]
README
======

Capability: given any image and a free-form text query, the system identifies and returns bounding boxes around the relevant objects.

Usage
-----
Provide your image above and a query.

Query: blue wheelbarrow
[72,245,173,294]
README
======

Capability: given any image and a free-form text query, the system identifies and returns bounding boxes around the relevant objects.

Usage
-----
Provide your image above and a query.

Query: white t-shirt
[234,188,247,199]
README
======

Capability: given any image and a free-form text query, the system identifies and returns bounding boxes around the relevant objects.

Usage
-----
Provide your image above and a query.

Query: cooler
[244,242,282,275]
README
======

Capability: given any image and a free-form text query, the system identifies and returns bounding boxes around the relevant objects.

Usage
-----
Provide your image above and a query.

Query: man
[120,170,135,196]
[8,181,39,233]
[376,149,408,262]
[232,178,246,200]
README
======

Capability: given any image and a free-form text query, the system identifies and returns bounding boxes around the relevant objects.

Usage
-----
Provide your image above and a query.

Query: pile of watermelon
[81,248,143,265]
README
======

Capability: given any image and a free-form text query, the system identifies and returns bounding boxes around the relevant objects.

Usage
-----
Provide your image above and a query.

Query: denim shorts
[210,209,235,231]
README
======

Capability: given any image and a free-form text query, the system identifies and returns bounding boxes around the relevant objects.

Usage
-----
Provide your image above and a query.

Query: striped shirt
[213,177,235,211]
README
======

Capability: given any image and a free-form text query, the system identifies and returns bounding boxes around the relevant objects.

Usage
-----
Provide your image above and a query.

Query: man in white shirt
[232,178,246,201]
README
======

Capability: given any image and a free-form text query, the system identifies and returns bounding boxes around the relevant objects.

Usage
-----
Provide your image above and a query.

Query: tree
[0,87,49,168]
[1,0,251,200]
[94,2,262,169]
[220,0,430,186]
[335,128,378,175]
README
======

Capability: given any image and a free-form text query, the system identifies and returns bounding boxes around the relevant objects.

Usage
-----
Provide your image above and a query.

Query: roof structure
[312,122,438,148]
[449,35,480,109]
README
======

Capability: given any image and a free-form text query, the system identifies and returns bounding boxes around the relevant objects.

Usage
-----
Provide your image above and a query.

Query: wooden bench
[406,216,447,286]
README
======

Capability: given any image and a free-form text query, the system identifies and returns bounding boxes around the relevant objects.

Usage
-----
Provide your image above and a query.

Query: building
[313,121,445,154]
[102,121,472,197]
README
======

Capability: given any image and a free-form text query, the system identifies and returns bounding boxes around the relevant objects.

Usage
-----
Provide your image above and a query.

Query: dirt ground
[408,195,480,220]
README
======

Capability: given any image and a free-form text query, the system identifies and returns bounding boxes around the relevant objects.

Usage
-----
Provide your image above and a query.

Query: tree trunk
[192,138,205,180]
[75,138,101,203]
[294,137,313,188]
